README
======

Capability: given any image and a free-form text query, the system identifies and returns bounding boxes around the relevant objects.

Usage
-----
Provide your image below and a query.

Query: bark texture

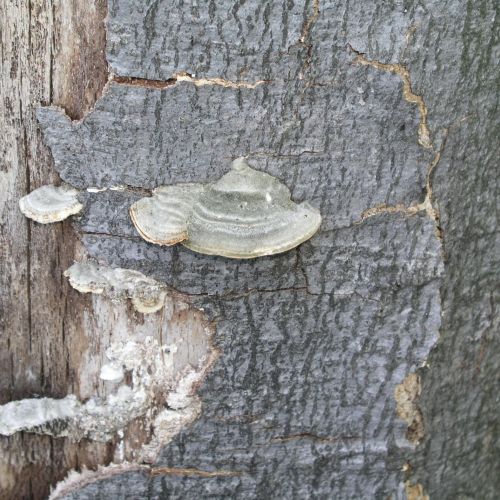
[0,0,498,499]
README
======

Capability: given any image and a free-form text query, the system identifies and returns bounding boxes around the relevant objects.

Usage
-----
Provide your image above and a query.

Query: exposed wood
[1,1,113,499]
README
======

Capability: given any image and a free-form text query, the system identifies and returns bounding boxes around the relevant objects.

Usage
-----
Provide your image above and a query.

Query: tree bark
[1,1,498,499]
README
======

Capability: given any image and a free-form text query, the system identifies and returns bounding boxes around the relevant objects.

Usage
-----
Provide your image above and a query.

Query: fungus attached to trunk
[129,157,322,258]
[64,261,167,314]
[0,336,216,447]
[130,183,206,245]
[19,184,83,223]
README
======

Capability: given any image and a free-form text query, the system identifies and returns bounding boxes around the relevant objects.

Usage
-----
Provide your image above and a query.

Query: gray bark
[1,0,498,499]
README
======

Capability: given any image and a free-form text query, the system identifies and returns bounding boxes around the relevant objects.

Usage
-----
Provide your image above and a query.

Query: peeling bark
[395,373,424,445]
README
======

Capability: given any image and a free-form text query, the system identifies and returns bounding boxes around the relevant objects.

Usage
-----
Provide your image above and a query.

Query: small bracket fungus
[64,261,167,314]
[19,184,83,223]
[0,396,80,436]
[130,158,322,258]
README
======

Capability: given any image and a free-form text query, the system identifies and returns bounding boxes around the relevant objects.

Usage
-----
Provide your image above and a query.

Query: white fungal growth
[19,184,83,223]
[0,336,215,447]
[0,396,80,436]
[130,157,322,258]
[0,260,218,469]
[64,261,167,314]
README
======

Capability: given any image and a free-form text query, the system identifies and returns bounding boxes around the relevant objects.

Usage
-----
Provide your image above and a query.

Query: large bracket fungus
[130,158,322,258]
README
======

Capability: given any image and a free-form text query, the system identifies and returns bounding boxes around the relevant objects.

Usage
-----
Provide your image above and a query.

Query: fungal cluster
[19,158,321,259]
[0,337,207,445]
[7,158,321,451]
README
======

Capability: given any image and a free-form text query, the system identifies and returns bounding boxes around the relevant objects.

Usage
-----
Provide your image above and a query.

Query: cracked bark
[1,1,498,499]
[349,45,433,150]
[111,73,270,91]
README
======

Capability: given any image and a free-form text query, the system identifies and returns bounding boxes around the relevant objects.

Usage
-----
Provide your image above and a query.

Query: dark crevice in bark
[111,75,177,90]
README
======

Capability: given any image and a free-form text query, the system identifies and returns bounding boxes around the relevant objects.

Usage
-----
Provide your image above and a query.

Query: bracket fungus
[19,184,83,223]
[130,158,322,258]
[64,261,167,314]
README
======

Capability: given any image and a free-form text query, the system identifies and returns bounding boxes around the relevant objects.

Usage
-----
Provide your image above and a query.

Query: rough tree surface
[0,0,498,499]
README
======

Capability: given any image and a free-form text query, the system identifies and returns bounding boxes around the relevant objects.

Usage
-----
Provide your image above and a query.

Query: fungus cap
[19,184,83,223]
[130,158,322,259]
[129,184,205,245]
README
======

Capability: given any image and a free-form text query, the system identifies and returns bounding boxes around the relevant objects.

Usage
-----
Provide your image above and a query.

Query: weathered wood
[0,1,114,499]
[1,0,498,499]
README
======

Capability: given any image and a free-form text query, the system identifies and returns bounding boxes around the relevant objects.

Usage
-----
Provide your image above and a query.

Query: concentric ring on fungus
[129,158,322,259]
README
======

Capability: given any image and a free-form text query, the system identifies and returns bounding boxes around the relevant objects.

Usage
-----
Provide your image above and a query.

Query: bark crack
[348,44,433,150]
[58,70,272,123]
[111,75,177,90]
[357,131,446,234]
[347,43,449,245]
[22,105,33,353]
[270,432,359,444]
[356,129,448,247]
[300,0,320,44]
[111,72,270,91]
[150,466,242,478]
[298,0,320,80]
[243,150,324,159]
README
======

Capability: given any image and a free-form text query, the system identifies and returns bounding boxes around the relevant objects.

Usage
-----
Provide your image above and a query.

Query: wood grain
[1,1,112,498]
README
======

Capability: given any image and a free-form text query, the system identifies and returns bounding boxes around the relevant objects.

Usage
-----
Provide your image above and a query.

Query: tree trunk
[0,1,497,499]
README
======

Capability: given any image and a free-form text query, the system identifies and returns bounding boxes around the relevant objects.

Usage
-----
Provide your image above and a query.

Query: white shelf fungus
[130,184,206,245]
[64,261,167,314]
[130,157,322,258]
[0,396,80,436]
[19,184,83,223]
